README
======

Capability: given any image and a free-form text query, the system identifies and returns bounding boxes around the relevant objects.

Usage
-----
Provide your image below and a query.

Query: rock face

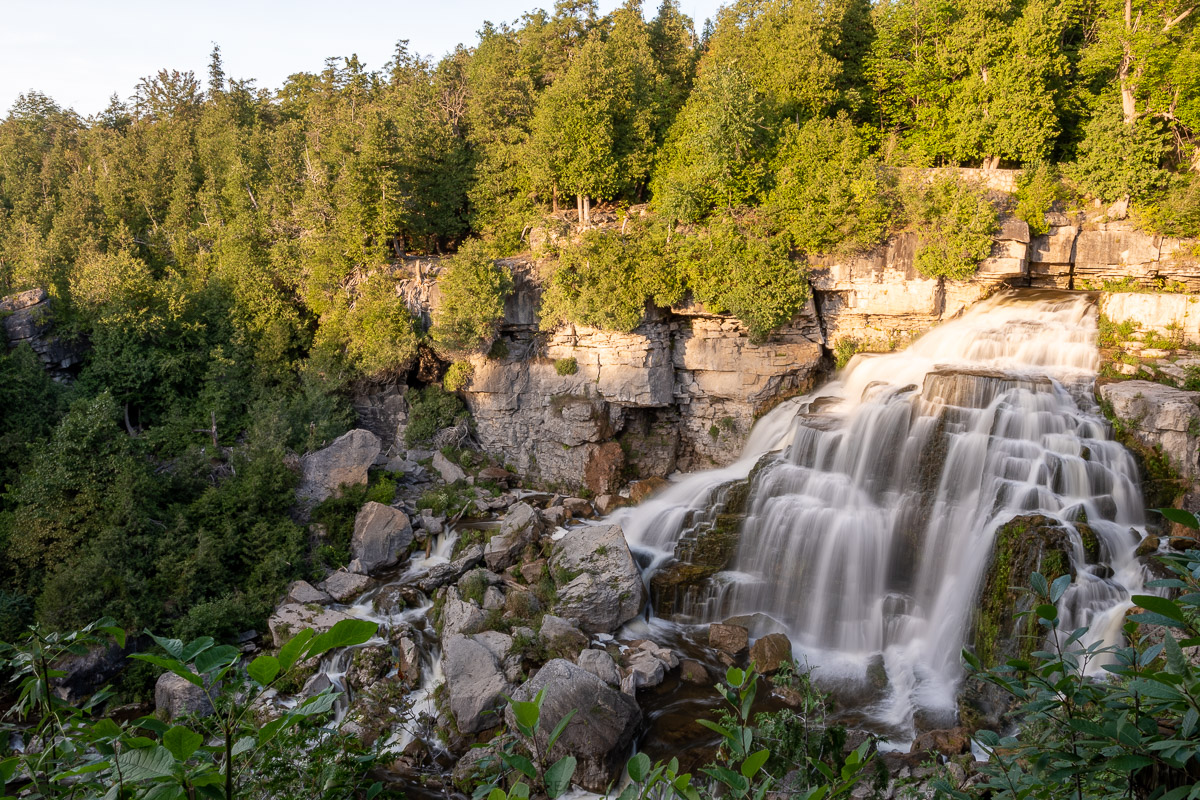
[1099,381,1200,480]
[297,429,382,503]
[504,659,641,792]
[550,524,644,633]
[0,289,82,378]
[350,502,413,574]
[442,633,512,734]
[1100,293,1200,346]
[155,672,213,720]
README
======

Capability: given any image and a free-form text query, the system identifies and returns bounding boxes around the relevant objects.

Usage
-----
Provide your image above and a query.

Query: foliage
[553,357,578,376]
[0,619,384,800]
[312,272,420,381]
[903,175,999,281]
[1014,162,1063,237]
[473,688,579,799]
[444,361,476,392]
[766,115,896,255]
[833,339,863,370]
[1067,113,1171,204]
[405,385,469,446]
[1140,172,1200,238]
[431,240,514,357]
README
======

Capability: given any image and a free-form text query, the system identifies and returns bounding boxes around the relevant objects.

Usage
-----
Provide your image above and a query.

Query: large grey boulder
[297,429,382,503]
[268,603,354,647]
[432,451,468,483]
[286,580,332,605]
[155,672,213,720]
[350,502,413,574]
[1099,381,1200,479]
[418,543,485,592]
[440,587,487,637]
[550,524,644,634]
[484,503,543,572]
[319,570,374,602]
[576,649,621,687]
[442,634,512,733]
[505,659,641,792]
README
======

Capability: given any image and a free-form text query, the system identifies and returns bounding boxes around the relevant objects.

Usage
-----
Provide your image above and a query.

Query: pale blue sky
[2,0,725,117]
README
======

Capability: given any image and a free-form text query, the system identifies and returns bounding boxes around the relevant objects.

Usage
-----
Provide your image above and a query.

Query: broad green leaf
[194,645,239,674]
[305,619,379,659]
[129,654,202,687]
[1106,754,1153,771]
[247,655,280,686]
[725,666,745,688]
[703,765,749,794]
[1130,611,1186,629]
[163,725,203,762]
[231,736,255,757]
[278,629,315,672]
[697,718,737,742]
[487,788,507,800]
[180,637,215,663]
[51,761,113,780]
[149,632,184,660]
[1035,604,1058,623]
[501,753,537,780]
[99,626,127,649]
[1158,508,1200,529]
[294,690,339,716]
[510,783,531,799]
[627,751,651,782]
[741,748,769,778]
[1050,574,1072,604]
[545,756,577,798]
[1164,630,1190,676]
[546,708,577,751]
[366,783,383,800]
[115,745,177,781]
[91,717,123,740]
[1133,595,1186,622]
[510,699,540,732]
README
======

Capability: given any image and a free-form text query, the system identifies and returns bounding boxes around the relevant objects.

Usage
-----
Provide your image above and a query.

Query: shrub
[431,239,514,357]
[443,360,475,392]
[903,174,999,280]
[1139,171,1200,238]
[834,338,862,369]
[405,385,468,446]
[766,114,896,255]
[553,357,578,376]
[1014,161,1063,236]
[312,271,420,379]
[1067,112,1170,203]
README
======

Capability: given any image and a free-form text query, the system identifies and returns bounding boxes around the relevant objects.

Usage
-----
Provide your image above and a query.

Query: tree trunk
[1121,0,1137,124]
[552,185,558,214]
[583,196,591,225]
[577,194,583,224]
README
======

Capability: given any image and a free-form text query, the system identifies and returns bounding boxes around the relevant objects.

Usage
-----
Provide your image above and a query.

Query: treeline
[1,0,1198,643]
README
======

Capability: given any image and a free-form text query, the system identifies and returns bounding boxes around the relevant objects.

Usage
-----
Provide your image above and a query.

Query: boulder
[629,477,668,504]
[1099,381,1200,480]
[350,502,413,574]
[505,659,641,792]
[441,587,488,638]
[297,429,382,503]
[539,615,589,659]
[418,543,485,592]
[155,672,214,720]
[484,503,543,572]
[268,603,354,647]
[550,524,644,634]
[910,727,972,757]
[680,659,709,685]
[577,649,621,686]
[563,498,594,518]
[709,623,749,655]
[749,633,793,674]
[442,634,512,734]
[319,570,374,603]
[432,452,468,483]
[345,645,392,691]
[286,580,332,605]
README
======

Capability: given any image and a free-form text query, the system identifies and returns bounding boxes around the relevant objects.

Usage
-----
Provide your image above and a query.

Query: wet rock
[155,672,214,720]
[286,580,332,605]
[297,429,382,503]
[484,503,543,572]
[432,452,467,483]
[541,506,568,527]
[564,498,593,518]
[577,649,621,686]
[550,524,644,634]
[624,640,680,691]
[709,623,749,655]
[268,604,354,647]
[629,477,669,504]
[442,634,512,734]
[680,659,709,685]
[350,502,413,574]
[419,543,485,592]
[319,570,374,603]
[505,659,641,792]
[749,633,792,674]
[540,615,588,659]
[911,727,972,757]
[594,494,628,515]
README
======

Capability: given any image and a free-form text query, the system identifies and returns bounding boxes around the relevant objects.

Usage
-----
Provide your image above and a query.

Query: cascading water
[617,290,1150,734]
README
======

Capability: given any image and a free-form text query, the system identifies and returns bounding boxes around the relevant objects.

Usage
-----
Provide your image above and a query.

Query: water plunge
[618,290,1148,734]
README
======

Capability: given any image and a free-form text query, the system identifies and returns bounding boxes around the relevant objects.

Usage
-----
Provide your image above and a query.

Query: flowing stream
[616,289,1149,734]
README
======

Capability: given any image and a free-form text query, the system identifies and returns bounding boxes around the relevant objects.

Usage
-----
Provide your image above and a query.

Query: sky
[2,0,725,118]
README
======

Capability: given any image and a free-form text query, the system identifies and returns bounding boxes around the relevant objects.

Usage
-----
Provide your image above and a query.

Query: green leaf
[1158,508,1200,529]
[501,753,537,780]
[99,626,127,649]
[1133,595,1186,622]
[231,736,255,757]
[1035,603,1059,623]
[697,718,737,743]
[1050,574,1072,604]
[741,748,769,778]
[627,751,651,783]
[305,619,379,659]
[277,629,315,672]
[194,645,239,674]
[546,708,577,751]
[509,783,531,799]
[366,782,383,800]
[180,637,215,663]
[725,666,746,688]
[148,632,184,660]
[115,746,177,782]
[1105,754,1153,771]
[129,654,202,687]
[545,756,577,798]
[163,725,203,762]
[510,698,540,732]
[1164,630,1191,676]
[247,655,280,686]
[487,789,507,800]
[294,690,339,716]
[703,766,749,795]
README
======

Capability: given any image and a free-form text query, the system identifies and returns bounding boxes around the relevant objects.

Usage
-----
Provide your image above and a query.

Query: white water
[616,290,1149,733]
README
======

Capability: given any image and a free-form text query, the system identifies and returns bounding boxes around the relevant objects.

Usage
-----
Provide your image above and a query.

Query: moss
[973,514,1075,668]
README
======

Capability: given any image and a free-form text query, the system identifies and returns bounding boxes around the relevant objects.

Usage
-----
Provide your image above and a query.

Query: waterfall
[617,290,1149,733]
